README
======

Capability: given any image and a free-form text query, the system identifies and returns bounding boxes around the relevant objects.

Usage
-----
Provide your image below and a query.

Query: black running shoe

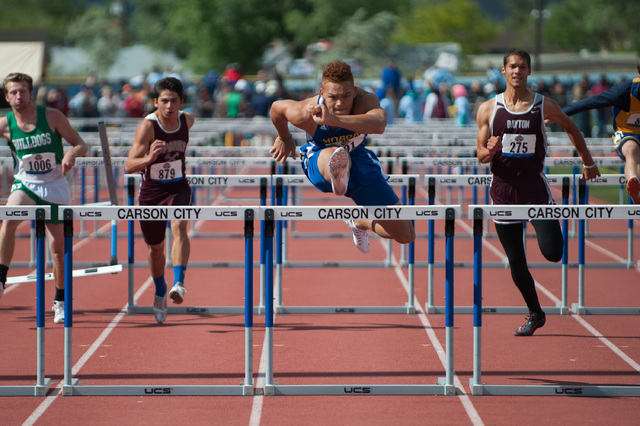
[514,312,546,336]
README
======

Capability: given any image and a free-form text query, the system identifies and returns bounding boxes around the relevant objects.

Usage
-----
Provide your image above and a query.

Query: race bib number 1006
[23,152,55,174]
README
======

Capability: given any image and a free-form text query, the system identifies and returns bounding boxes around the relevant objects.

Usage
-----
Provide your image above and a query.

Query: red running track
[0,185,639,425]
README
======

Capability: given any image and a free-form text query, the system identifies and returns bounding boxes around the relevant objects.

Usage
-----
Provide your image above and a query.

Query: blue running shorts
[300,144,399,206]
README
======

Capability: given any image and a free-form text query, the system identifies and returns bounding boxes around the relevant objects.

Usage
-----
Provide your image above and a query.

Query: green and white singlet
[6,105,71,206]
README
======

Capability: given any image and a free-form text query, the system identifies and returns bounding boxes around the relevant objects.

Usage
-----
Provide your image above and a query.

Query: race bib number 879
[150,160,182,182]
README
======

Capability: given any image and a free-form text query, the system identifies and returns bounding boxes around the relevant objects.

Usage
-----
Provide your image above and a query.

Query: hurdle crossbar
[6,264,122,284]
[469,205,640,397]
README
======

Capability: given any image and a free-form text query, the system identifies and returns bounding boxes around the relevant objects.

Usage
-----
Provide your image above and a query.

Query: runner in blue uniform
[563,61,640,204]
[269,61,415,253]
[126,77,194,324]
[476,49,600,336]
[0,72,88,323]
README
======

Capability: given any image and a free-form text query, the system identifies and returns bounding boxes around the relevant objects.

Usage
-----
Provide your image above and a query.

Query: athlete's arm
[476,98,501,164]
[313,89,387,135]
[125,119,159,174]
[0,117,9,140]
[47,108,88,174]
[563,80,632,116]
[269,98,312,164]
[183,110,195,130]
[545,97,600,180]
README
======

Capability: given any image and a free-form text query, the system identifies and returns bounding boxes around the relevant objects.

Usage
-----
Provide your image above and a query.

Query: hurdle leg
[263,210,276,395]
[35,209,51,396]
[470,209,484,395]
[425,218,436,313]
[437,209,456,396]
[243,210,255,395]
[63,209,79,395]
[30,220,36,268]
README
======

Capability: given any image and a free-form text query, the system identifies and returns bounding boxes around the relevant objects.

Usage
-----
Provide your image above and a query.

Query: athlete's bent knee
[394,226,416,244]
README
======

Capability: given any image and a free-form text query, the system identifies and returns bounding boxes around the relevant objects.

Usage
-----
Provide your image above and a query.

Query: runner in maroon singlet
[125,77,194,324]
[476,49,601,336]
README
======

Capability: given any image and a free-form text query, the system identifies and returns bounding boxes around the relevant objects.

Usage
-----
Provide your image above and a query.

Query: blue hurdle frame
[261,205,459,396]
[61,206,256,396]
[469,205,640,397]
[0,207,52,397]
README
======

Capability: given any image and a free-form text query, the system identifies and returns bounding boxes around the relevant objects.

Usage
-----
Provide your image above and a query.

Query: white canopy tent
[0,42,45,85]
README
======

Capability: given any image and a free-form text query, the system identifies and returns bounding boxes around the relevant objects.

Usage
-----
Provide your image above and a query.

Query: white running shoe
[153,291,168,324]
[169,282,186,304]
[345,220,370,253]
[52,300,65,324]
[329,147,351,196]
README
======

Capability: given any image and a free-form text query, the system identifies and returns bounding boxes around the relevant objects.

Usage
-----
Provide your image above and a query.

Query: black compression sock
[0,264,9,284]
[55,287,65,302]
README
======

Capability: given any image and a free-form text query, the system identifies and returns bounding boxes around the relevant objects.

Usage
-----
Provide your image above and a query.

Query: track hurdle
[0,206,51,397]
[424,174,574,315]
[271,175,422,314]
[122,175,269,316]
[59,206,255,396]
[424,174,635,315]
[572,179,639,315]
[260,205,459,396]
[469,204,640,397]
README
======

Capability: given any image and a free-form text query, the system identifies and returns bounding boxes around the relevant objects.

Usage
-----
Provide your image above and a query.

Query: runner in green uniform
[0,73,87,323]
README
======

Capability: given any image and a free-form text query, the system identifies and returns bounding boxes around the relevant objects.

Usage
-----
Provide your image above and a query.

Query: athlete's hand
[148,139,166,163]
[581,164,601,180]
[270,137,296,164]
[61,153,76,175]
[486,135,502,159]
[309,103,332,126]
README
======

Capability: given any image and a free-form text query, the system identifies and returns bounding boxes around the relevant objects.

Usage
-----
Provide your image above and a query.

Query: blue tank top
[305,95,366,153]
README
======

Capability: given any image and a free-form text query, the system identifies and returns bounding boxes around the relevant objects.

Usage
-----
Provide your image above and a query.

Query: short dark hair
[322,61,354,85]
[154,77,184,100]
[503,49,531,69]
[3,72,33,94]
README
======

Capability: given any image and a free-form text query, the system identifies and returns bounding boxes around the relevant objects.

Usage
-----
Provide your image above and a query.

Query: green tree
[130,0,294,73]
[314,9,398,73]
[0,0,85,43]
[544,0,640,52]
[130,0,407,74]
[282,0,409,52]
[393,0,500,54]
[66,6,125,75]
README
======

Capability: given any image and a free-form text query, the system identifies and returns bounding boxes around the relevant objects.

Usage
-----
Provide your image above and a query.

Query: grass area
[548,166,624,204]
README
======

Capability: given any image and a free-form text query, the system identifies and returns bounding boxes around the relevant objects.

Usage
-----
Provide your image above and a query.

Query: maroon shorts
[490,173,554,222]
[138,178,192,245]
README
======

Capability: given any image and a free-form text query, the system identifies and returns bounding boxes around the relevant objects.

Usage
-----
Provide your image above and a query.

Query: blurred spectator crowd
[0,60,631,139]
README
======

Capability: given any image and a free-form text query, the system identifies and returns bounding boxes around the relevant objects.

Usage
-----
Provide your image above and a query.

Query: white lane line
[534,280,640,373]
[387,242,484,426]
[23,277,153,426]
[248,333,269,426]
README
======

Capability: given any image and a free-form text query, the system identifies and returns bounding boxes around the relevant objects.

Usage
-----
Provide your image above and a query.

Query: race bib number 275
[501,134,536,158]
